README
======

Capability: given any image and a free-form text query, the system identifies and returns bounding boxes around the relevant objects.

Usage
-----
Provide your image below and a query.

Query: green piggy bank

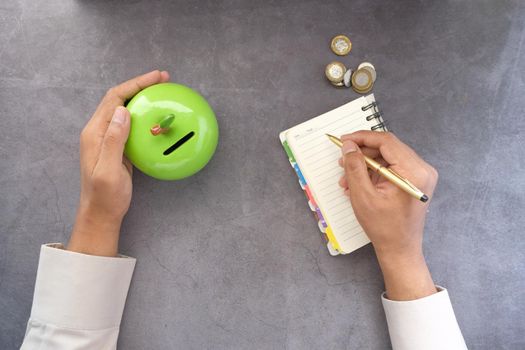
[124,83,219,180]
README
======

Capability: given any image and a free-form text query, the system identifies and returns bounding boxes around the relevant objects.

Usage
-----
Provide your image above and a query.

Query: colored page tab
[325,226,342,252]
[315,207,327,228]
[293,163,306,187]
[282,140,296,163]
[304,186,315,204]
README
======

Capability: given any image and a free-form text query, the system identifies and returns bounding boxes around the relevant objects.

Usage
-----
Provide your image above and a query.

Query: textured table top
[1,1,524,349]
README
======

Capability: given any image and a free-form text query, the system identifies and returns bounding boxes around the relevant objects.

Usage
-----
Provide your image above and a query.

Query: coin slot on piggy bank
[163,131,195,156]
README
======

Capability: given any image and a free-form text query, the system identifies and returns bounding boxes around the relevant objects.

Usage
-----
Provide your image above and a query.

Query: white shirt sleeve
[382,286,468,350]
[21,244,136,350]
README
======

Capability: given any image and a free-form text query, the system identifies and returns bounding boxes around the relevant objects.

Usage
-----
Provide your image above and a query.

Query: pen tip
[420,194,429,203]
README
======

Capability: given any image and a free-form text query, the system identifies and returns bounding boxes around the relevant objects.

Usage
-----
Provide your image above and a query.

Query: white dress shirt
[21,244,467,349]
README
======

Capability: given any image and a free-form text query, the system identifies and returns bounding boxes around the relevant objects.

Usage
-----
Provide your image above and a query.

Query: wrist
[374,242,424,266]
[67,204,123,257]
[376,247,437,301]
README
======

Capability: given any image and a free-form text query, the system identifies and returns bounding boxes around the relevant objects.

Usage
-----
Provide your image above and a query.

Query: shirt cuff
[381,287,467,350]
[29,243,136,330]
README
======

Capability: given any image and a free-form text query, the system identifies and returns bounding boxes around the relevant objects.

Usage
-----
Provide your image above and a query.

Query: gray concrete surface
[1,0,524,349]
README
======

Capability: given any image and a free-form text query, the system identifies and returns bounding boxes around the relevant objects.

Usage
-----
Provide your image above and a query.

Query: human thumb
[342,140,375,198]
[98,107,131,169]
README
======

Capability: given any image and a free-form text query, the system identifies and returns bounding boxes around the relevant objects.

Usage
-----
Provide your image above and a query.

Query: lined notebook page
[286,95,377,254]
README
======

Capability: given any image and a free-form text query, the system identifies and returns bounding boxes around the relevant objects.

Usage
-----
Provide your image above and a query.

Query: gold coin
[331,81,345,87]
[352,83,374,94]
[325,61,347,83]
[351,68,373,94]
[357,62,377,82]
[330,35,352,56]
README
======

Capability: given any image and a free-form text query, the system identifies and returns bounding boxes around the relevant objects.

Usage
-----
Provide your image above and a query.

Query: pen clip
[387,168,421,193]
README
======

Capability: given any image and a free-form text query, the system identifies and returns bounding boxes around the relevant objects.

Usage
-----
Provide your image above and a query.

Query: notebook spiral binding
[362,101,388,131]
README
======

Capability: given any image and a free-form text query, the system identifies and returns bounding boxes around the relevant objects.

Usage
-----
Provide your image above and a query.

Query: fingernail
[112,107,127,125]
[342,140,357,155]
[160,70,170,81]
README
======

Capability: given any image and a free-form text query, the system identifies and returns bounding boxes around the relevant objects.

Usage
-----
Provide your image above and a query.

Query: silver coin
[343,69,353,87]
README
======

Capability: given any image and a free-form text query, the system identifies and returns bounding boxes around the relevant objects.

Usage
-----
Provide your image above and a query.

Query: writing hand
[338,131,438,300]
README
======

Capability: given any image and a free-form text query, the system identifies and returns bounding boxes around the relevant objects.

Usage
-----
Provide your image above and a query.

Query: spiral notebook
[279,94,386,256]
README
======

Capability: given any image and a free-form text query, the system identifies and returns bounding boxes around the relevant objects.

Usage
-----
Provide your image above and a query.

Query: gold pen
[326,134,429,203]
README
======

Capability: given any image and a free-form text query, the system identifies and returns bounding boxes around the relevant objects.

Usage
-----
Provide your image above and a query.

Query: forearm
[68,205,123,257]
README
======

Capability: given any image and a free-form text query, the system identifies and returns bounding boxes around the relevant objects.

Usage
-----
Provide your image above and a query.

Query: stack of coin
[351,67,373,94]
[325,35,378,94]
[325,61,346,87]
[357,62,376,83]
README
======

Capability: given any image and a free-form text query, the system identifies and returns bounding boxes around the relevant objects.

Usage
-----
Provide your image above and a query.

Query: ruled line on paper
[302,149,336,166]
[316,175,338,186]
[331,211,355,223]
[321,186,343,198]
[296,118,368,147]
[337,215,358,227]
[325,196,349,209]
[294,110,364,144]
[326,204,350,217]
[309,157,339,169]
